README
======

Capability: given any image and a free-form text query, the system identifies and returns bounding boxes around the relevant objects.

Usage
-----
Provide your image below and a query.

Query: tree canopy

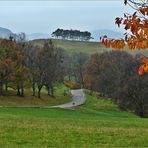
[52,28,93,41]
[101,0,148,75]
[101,0,148,50]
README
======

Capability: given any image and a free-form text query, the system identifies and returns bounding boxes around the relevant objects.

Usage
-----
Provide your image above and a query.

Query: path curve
[50,89,86,109]
[0,89,86,109]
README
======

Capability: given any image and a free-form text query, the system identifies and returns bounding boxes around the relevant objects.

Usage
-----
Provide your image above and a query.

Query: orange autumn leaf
[138,66,143,76]
[101,1,148,50]
[138,56,148,76]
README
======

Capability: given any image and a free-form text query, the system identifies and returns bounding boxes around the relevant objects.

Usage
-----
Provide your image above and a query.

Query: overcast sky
[0,1,134,34]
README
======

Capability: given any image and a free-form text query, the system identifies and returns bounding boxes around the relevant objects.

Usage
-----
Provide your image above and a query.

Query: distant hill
[30,38,148,56]
[0,27,12,38]
[91,29,124,41]
[26,33,50,40]
[30,39,109,54]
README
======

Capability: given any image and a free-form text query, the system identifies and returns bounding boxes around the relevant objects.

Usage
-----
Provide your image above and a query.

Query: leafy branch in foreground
[101,0,148,75]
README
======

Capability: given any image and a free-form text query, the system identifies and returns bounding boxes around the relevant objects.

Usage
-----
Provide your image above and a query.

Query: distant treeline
[51,28,93,41]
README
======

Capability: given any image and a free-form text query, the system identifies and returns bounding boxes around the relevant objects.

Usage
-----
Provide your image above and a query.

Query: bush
[65,80,81,89]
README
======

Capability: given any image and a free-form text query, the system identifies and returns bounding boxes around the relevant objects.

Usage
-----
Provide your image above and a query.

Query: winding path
[0,89,86,109]
[51,89,86,109]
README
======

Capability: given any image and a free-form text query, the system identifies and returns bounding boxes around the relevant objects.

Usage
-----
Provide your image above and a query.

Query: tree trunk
[46,85,51,96]
[17,86,21,96]
[21,87,24,97]
[68,74,71,81]
[0,82,4,95]
[32,82,36,96]
[51,85,54,97]
[5,81,8,92]
[37,85,43,98]
[38,88,41,98]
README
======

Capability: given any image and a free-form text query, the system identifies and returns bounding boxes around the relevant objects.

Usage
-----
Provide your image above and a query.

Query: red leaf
[115,17,122,27]
[138,66,143,76]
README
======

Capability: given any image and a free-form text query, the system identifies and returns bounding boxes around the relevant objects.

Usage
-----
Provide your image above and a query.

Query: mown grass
[0,90,147,147]
[30,38,148,56]
[0,84,71,107]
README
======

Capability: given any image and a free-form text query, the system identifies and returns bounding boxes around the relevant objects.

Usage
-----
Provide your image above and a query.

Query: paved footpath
[50,89,86,109]
[0,89,86,109]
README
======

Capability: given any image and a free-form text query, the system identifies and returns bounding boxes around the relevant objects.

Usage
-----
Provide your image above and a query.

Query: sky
[0,0,134,34]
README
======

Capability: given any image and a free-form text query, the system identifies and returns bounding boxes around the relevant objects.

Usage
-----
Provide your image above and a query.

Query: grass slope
[30,38,148,56]
[0,91,147,147]
[30,39,110,54]
[0,84,71,107]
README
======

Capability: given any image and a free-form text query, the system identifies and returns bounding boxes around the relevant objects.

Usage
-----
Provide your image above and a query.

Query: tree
[13,65,30,96]
[23,44,40,96]
[102,0,148,49]
[35,40,65,98]
[101,0,148,75]
[84,51,148,117]
[9,32,26,43]
[65,52,89,87]
[72,52,89,87]
[51,28,93,41]
[84,51,134,97]
[0,39,22,94]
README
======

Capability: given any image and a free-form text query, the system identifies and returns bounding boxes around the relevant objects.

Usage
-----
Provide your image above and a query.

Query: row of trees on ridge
[51,28,93,41]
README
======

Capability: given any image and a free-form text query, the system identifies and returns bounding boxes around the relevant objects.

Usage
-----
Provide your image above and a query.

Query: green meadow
[0,84,71,107]
[30,38,148,56]
[0,91,147,147]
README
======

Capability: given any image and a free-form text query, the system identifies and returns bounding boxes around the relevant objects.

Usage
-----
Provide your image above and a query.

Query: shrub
[65,80,80,89]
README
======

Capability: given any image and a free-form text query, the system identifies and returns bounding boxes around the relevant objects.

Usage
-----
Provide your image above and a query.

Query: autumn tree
[34,40,65,98]
[101,0,148,75]
[102,0,148,50]
[23,44,40,96]
[0,39,18,94]
[84,51,148,117]
[84,51,135,96]
[13,66,30,96]
[0,39,29,96]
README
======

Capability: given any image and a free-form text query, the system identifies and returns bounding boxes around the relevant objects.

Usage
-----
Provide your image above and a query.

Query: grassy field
[0,84,71,107]
[30,38,148,56]
[0,91,147,147]
[30,39,111,54]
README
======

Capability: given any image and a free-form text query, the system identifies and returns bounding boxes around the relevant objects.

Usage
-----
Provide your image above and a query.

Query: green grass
[0,84,71,107]
[30,39,111,54]
[0,91,147,147]
[30,38,148,56]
